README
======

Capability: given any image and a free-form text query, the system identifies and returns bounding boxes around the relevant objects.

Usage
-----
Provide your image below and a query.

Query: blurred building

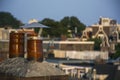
[0,27,16,61]
[80,17,120,54]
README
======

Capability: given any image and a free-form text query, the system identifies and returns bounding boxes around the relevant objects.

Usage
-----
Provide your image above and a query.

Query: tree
[60,16,70,27]
[60,16,86,35]
[40,18,68,37]
[40,18,65,37]
[88,38,102,51]
[39,16,86,38]
[70,16,85,33]
[113,43,120,59]
[0,12,22,28]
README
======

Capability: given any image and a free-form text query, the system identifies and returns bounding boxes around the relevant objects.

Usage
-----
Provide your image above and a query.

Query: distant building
[1,17,119,61]
[43,40,109,60]
[80,17,120,53]
[0,27,16,61]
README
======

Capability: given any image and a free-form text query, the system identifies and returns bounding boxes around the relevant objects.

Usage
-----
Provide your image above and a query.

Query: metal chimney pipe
[27,36,43,62]
[9,31,25,58]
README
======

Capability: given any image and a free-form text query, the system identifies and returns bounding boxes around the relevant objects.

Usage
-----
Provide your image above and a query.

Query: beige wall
[53,50,108,60]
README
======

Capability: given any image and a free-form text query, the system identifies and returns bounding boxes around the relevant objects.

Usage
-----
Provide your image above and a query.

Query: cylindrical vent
[27,33,37,37]
[9,32,25,58]
[27,37,43,62]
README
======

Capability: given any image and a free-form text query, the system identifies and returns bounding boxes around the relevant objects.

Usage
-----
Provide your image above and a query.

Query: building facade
[81,17,120,53]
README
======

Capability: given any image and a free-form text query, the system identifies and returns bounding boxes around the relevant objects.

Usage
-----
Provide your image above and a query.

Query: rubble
[0,57,65,77]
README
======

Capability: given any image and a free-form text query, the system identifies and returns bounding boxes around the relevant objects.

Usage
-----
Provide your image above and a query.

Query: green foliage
[115,43,120,50]
[113,43,120,59]
[88,38,102,51]
[113,50,120,59]
[0,12,86,37]
[0,12,22,28]
[60,16,70,27]
[40,18,67,37]
[60,16,86,33]
[119,32,120,39]
[40,16,86,38]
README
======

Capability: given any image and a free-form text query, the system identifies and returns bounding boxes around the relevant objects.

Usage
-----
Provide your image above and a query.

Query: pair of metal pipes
[9,31,43,62]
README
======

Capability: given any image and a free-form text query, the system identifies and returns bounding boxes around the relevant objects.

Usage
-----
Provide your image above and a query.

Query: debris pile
[0,57,65,77]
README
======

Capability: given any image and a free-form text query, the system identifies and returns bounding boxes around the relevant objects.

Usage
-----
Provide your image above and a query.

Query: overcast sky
[0,0,120,26]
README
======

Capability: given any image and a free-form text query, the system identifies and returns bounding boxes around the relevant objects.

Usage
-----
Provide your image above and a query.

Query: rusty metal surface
[27,38,43,61]
[27,33,37,37]
[9,32,25,58]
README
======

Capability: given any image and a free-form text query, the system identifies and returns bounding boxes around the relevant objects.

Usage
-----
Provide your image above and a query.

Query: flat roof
[43,41,94,44]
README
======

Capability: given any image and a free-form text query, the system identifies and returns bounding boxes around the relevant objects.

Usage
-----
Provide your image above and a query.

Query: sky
[0,0,120,26]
